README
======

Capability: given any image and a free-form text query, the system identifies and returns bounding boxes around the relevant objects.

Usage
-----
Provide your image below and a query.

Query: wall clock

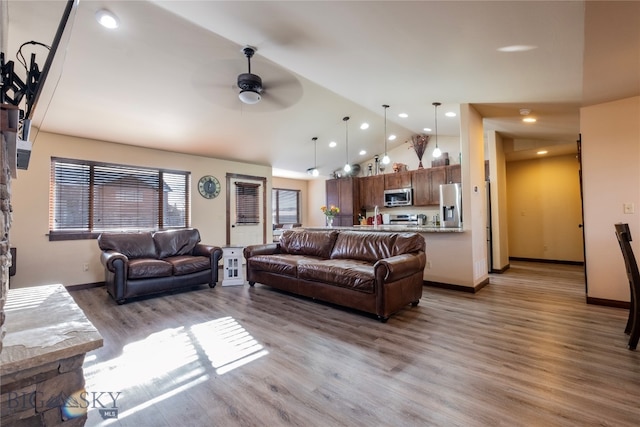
[198,175,221,199]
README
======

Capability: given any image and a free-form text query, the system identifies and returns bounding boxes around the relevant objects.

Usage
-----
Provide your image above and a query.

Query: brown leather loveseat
[98,228,222,304]
[244,229,426,321]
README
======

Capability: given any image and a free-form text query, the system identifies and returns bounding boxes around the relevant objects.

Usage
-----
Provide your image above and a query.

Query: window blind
[235,182,260,224]
[272,188,300,224]
[49,158,190,239]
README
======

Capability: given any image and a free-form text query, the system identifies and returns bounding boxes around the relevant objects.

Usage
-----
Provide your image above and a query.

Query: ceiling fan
[190,44,303,112]
[237,46,262,105]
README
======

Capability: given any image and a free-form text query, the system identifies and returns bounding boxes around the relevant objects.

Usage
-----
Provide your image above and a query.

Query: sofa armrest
[375,252,426,282]
[193,244,223,261]
[193,244,223,285]
[100,250,129,273]
[244,243,281,259]
[100,250,129,303]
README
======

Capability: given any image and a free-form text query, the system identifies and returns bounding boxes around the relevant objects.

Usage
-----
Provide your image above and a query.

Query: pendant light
[307,137,319,177]
[432,102,442,158]
[381,104,390,165]
[343,116,351,173]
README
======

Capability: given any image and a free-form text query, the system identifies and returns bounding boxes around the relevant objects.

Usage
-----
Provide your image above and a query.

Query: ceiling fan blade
[261,89,298,110]
[190,52,303,112]
[263,76,298,90]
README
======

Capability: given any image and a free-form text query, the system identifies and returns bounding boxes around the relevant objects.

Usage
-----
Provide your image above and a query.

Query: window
[272,188,300,225]
[235,182,260,224]
[49,158,190,240]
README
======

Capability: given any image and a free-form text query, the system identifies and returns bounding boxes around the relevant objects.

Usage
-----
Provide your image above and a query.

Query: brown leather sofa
[98,228,222,304]
[244,229,426,321]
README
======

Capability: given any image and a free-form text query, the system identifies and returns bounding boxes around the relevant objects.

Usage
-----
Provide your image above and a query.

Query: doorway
[504,150,585,265]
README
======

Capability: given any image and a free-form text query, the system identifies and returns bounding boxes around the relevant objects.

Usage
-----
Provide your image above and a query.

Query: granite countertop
[304,225,464,233]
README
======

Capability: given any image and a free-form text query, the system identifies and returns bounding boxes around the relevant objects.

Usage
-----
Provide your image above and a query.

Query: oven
[388,214,418,225]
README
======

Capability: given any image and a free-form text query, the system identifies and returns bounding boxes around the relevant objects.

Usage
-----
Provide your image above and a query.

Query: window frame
[272,188,301,226]
[49,157,190,241]
[234,181,261,225]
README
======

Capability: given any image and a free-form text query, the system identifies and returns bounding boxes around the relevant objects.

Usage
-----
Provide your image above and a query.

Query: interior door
[227,174,267,246]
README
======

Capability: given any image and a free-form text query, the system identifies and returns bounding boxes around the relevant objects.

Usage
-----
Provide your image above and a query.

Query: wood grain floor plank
[69,261,640,426]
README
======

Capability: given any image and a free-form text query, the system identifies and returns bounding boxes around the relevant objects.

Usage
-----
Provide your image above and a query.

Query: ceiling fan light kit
[238,89,261,104]
[237,46,263,104]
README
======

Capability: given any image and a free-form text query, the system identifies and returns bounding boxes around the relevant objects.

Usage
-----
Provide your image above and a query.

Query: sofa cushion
[330,231,397,263]
[154,229,201,259]
[279,229,338,259]
[298,259,375,293]
[393,232,426,256]
[164,255,210,276]
[127,258,173,279]
[98,232,157,259]
[248,254,318,277]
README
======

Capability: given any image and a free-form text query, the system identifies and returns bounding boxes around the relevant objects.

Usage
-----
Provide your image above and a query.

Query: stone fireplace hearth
[0,284,103,426]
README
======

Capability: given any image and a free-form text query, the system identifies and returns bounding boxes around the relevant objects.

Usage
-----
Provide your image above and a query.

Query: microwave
[384,188,413,207]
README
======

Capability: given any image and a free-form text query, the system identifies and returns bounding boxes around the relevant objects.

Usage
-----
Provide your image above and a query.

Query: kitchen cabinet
[326,177,360,226]
[358,175,385,209]
[446,164,461,184]
[384,171,412,189]
[412,166,446,206]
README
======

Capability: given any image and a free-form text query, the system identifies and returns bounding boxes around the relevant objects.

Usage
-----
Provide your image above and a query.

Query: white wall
[306,178,328,227]
[10,132,272,288]
[582,96,640,302]
[461,104,490,284]
[506,154,584,262]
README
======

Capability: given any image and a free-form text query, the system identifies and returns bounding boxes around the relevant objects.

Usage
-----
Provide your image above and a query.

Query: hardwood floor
[70,262,640,426]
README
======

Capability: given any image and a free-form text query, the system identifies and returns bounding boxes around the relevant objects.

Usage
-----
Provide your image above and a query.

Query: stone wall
[1,354,87,426]
[0,103,15,355]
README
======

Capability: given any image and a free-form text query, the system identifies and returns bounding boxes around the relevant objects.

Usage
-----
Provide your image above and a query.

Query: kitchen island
[304,225,463,233]
[302,225,486,293]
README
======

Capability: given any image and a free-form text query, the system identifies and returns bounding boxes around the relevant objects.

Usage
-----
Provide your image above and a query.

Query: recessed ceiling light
[497,45,537,52]
[329,141,337,148]
[360,123,369,130]
[523,117,537,123]
[398,113,408,118]
[388,135,396,141]
[359,150,367,155]
[537,150,548,155]
[95,9,119,29]
[423,127,432,132]
[445,112,456,117]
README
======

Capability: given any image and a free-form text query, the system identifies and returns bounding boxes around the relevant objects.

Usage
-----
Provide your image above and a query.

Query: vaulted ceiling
[3,1,639,177]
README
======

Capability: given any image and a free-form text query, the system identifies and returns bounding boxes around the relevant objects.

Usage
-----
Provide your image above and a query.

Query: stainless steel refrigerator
[439,183,462,228]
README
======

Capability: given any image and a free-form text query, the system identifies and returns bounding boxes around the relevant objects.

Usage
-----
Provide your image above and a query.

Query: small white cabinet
[222,246,244,286]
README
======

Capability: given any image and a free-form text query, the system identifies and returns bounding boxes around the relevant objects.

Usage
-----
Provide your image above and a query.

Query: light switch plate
[624,203,635,214]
